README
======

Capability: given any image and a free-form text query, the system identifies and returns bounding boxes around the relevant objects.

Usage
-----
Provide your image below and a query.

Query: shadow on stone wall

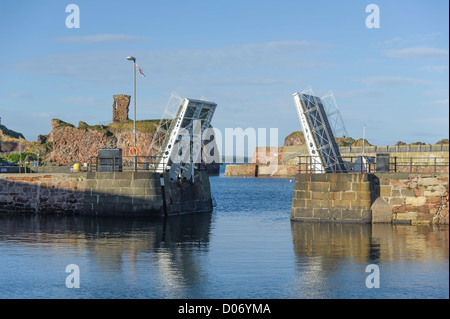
[0,171,213,217]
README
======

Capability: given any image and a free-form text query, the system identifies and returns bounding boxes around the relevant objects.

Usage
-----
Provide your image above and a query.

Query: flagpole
[127,56,137,167]
[133,59,136,150]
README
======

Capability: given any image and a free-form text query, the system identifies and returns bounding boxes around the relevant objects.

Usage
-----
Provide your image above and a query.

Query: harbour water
[0,171,448,299]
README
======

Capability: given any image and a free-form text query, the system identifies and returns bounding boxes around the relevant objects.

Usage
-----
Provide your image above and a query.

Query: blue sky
[0,0,448,148]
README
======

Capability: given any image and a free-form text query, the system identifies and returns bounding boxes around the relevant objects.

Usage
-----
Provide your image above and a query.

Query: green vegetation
[77,121,110,134]
[335,136,354,147]
[57,118,160,136]
[108,119,160,133]
[24,140,53,159]
[52,119,75,128]
[0,124,25,140]
[0,152,37,163]
[351,138,373,147]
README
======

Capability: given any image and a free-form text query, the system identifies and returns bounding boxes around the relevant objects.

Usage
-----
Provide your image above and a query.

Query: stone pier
[291,172,449,225]
[291,173,375,223]
[0,171,213,217]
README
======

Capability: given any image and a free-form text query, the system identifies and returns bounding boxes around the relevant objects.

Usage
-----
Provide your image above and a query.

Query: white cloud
[10,50,130,85]
[377,37,409,47]
[377,33,443,48]
[9,92,33,99]
[431,99,449,106]
[414,117,449,125]
[30,112,57,119]
[423,89,449,97]
[419,65,449,73]
[355,76,435,87]
[54,34,149,44]
[10,40,329,86]
[60,96,107,107]
[382,47,449,58]
[334,88,386,99]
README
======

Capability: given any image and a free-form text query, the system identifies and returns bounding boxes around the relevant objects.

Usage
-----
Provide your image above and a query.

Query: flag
[136,64,145,77]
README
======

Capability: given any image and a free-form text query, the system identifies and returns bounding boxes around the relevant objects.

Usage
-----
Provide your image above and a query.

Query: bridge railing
[339,144,449,154]
[88,155,210,173]
[297,155,449,174]
[88,155,163,173]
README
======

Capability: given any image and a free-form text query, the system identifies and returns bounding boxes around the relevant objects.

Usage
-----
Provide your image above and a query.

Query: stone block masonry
[83,172,163,216]
[224,164,298,177]
[291,173,375,223]
[0,171,213,217]
[291,172,449,225]
[224,164,258,177]
[0,173,87,214]
[112,94,131,123]
[375,173,449,225]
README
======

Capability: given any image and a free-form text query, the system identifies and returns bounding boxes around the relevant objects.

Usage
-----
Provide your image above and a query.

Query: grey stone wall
[164,171,213,215]
[291,173,374,223]
[0,171,213,217]
[83,171,164,216]
[375,172,449,225]
[291,172,449,225]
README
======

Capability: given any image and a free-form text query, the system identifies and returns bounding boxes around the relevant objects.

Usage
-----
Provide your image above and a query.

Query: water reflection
[0,213,213,298]
[1,211,448,299]
[291,222,449,263]
[371,224,449,261]
[291,222,449,298]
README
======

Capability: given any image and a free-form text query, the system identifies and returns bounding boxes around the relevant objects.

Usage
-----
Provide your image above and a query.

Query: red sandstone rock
[47,124,117,165]
[393,205,406,213]
[284,131,305,147]
[0,124,30,152]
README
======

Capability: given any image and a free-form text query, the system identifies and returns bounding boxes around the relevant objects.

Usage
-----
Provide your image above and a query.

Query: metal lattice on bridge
[292,86,346,173]
[147,92,217,182]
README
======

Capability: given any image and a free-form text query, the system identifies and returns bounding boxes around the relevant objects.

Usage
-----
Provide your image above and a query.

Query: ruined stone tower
[112,94,131,123]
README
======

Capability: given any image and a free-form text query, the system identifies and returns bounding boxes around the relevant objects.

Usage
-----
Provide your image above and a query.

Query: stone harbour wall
[224,163,298,177]
[0,171,213,217]
[82,172,164,216]
[224,164,258,177]
[291,172,449,225]
[376,173,449,225]
[252,145,449,175]
[0,173,86,214]
[164,170,213,215]
[291,173,375,223]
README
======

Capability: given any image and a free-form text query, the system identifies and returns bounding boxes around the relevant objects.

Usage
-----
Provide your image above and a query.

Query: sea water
[0,173,448,299]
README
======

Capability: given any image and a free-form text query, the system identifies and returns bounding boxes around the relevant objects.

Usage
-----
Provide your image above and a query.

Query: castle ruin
[112,94,131,123]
